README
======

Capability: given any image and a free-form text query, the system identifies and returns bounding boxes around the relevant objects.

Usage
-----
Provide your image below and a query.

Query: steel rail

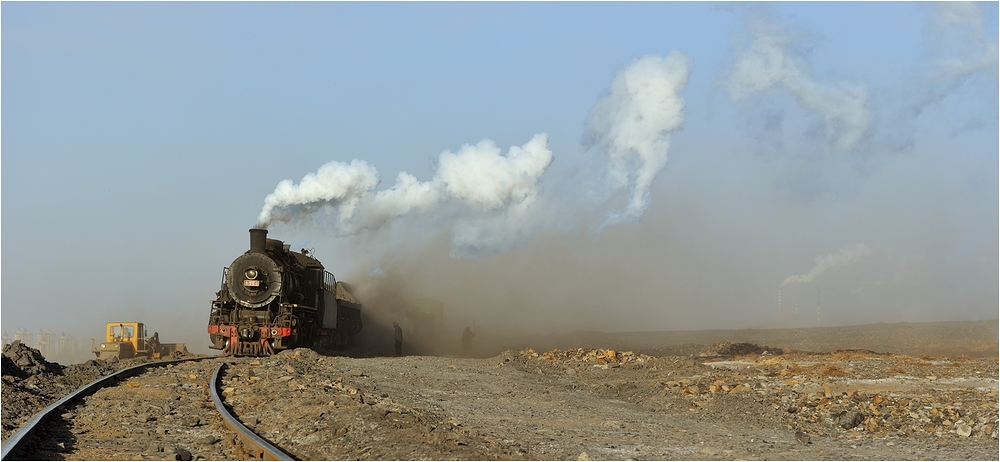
[210,362,294,460]
[1,356,216,460]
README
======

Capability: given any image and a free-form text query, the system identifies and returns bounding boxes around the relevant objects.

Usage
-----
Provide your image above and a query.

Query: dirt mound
[2,340,63,377]
[698,340,782,357]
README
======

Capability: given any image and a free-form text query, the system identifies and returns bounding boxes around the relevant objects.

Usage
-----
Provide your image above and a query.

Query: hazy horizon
[3,2,997,357]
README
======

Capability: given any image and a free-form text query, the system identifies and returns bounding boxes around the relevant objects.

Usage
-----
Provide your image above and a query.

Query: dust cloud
[322,164,996,357]
[255,51,696,354]
[258,5,997,354]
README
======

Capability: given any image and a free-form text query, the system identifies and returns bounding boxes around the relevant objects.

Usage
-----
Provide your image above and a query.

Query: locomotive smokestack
[250,228,268,254]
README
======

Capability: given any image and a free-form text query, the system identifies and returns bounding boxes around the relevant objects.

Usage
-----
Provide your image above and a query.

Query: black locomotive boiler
[208,228,362,356]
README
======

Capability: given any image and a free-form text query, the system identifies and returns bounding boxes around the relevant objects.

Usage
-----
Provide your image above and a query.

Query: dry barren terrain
[3,320,997,460]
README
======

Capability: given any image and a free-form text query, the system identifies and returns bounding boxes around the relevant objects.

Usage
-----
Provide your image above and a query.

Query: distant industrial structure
[3,328,84,364]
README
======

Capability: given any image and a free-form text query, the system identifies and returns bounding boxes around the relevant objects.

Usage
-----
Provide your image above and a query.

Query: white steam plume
[781,243,875,287]
[258,159,381,228]
[258,51,695,255]
[258,51,693,254]
[586,52,691,225]
[258,134,553,255]
[909,1,1000,117]
[726,12,872,150]
[877,2,998,154]
[931,2,999,82]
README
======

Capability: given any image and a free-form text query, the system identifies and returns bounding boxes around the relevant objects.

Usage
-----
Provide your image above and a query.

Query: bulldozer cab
[93,322,147,360]
[105,322,145,348]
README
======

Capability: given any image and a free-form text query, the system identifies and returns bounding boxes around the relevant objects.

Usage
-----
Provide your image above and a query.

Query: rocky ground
[15,357,239,461]
[2,320,998,460]
[1,340,165,442]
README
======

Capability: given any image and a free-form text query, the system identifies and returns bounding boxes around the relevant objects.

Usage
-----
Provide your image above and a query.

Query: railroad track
[210,362,292,461]
[1,357,293,461]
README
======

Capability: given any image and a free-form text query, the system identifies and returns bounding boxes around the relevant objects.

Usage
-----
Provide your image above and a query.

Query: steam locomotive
[207,229,362,356]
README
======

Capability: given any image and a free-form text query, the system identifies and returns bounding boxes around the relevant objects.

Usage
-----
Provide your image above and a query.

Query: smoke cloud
[900,1,1000,125]
[781,244,875,287]
[931,2,999,82]
[258,134,554,256]
[585,52,691,224]
[726,11,872,150]
[258,51,692,256]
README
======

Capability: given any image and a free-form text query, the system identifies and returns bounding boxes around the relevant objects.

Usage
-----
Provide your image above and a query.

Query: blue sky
[3,2,997,354]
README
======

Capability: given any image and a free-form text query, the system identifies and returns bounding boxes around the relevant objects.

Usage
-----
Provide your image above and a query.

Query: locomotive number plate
[243,280,260,287]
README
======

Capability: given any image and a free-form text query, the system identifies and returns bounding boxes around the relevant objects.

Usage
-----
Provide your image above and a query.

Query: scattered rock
[173,447,192,461]
[197,435,219,445]
[838,411,864,430]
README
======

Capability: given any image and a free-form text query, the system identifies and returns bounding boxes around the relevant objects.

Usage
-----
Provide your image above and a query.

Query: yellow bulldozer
[91,322,188,360]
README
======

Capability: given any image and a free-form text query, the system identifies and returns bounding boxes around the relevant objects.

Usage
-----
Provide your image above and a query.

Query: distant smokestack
[250,228,268,254]
[816,289,822,325]
[778,289,782,327]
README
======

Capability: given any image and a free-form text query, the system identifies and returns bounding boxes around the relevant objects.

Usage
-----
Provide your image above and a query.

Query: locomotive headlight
[245,268,259,279]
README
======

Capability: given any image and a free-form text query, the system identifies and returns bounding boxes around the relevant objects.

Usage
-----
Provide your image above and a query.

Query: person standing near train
[461,326,475,356]
[393,322,403,356]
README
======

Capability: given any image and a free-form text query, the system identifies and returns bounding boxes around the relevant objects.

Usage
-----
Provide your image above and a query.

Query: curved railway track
[1,357,293,461]
[210,363,291,461]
